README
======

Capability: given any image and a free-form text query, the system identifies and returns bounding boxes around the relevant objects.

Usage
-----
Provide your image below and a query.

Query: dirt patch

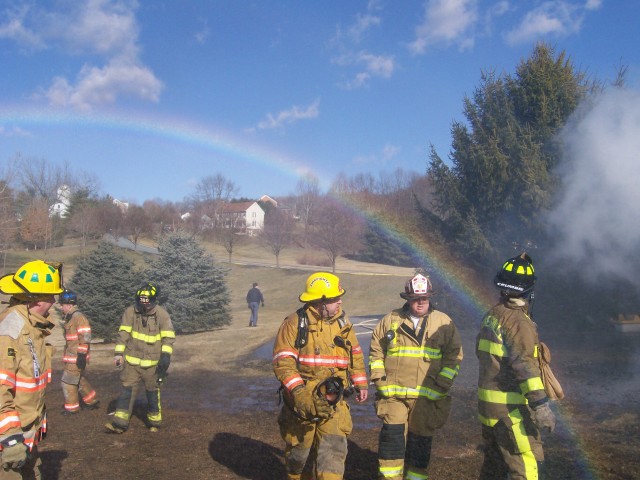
[38,320,640,479]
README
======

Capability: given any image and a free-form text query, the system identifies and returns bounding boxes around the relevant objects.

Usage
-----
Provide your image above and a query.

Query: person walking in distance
[57,288,100,415]
[246,282,264,327]
[369,273,463,480]
[0,260,64,479]
[273,272,368,480]
[476,253,556,479]
[105,284,175,434]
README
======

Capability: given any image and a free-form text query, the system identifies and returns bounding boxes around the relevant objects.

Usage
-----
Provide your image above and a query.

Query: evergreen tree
[146,230,230,333]
[69,241,141,342]
[428,43,587,266]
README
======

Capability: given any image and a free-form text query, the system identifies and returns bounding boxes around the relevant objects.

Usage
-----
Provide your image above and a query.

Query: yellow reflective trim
[161,345,173,354]
[114,409,130,421]
[119,325,133,333]
[439,365,459,380]
[478,387,527,405]
[478,413,499,427]
[534,344,539,358]
[147,412,162,422]
[161,330,175,338]
[477,338,508,357]
[131,331,162,343]
[387,345,442,359]
[380,466,403,477]
[519,377,544,394]
[406,470,429,480]
[378,384,444,400]
[114,344,125,353]
[509,409,538,478]
[124,355,158,368]
[370,359,385,369]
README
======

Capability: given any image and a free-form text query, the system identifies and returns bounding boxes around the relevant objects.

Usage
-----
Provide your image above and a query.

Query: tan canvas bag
[538,342,565,400]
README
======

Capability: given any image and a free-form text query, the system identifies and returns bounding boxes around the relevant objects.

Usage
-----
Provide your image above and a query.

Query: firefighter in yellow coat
[0,260,64,479]
[57,289,99,414]
[273,272,368,480]
[369,273,463,480]
[105,284,175,433]
[476,253,556,479]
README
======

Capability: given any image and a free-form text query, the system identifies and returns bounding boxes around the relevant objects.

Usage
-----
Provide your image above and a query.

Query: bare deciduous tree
[309,196,364,272]
[262,208,295,267]
[295,173,320,246]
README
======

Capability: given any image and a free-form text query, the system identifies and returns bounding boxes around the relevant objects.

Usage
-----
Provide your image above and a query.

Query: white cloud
[0,125,31,137]
[353,143,400,166]
[547,89,640,286]
[334,51,395,89]
[505,1,583,45]
[255,99,320,130]
[409,0,478,54]
[585,0,603,10]
[195,18,210,44]
[44,59,163,111]
[0,0,162,110]
[0,4,43,49]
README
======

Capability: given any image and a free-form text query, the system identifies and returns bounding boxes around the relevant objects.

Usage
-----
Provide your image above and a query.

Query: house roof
[218,201,256,214]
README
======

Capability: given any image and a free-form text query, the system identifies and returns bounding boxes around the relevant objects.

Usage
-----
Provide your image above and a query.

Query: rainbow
[0,105,318,188]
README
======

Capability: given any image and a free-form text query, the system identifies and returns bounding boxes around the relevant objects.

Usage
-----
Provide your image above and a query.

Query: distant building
[217,201,265,236]
[49,185,72,218]
[113,198,129,213]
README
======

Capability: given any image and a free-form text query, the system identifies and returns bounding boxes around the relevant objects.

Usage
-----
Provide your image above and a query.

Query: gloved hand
[114,355,123,369]
[1,440,27,470]
[76,353,87,370]
[292,386,334,420]
[532,402,556,433]
[156,353,171,374]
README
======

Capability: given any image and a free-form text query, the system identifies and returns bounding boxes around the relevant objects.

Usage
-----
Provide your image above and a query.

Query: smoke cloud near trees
[547,88,640,287]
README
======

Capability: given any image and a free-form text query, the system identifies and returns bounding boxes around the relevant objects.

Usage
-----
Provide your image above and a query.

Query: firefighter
[369,273,463,480]
[273,272,368,480]
[476,253,556,480]
[0,260,64,479]
[57,288,99,414]
[105,283,175,434]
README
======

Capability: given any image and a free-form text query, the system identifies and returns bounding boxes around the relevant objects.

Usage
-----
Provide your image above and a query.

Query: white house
[49,185,72,218]
[217,201,265,236]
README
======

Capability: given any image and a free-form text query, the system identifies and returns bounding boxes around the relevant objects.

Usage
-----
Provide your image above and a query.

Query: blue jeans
[248,302,260,326]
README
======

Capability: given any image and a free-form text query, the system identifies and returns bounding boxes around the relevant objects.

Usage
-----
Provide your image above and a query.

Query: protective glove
[292,386,334,420]
[76,353,87,370]
[114,355,124,370]
[532,402,556,433]
[1,439,27,470]
[156,353,171,374]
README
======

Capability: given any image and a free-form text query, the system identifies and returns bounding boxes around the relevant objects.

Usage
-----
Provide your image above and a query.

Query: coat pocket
[411,395,452,434]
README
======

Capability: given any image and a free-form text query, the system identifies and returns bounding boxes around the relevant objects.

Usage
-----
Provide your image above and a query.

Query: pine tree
[146,231,231,333]
[69,241,141,342]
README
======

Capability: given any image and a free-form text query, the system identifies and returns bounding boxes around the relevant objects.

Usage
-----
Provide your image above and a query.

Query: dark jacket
[246,287,264,304]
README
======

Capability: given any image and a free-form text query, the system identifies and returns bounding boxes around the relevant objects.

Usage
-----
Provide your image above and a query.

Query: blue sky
[0,0,637,205]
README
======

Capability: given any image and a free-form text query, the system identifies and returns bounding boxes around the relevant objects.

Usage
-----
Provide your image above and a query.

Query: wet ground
[39,317,640,479]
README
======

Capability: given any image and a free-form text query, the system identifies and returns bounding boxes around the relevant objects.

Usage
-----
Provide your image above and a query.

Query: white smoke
[547,88,640,286]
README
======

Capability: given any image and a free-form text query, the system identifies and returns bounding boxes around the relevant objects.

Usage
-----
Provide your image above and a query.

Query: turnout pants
[112,362,162,430]
[278,400,353,480]
[0,445,41,480]
[61,364,98,412]
[479,409,544,480]
[375,396,452,480]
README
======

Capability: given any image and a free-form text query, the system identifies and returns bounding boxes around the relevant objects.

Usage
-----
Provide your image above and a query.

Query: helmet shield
[400,274,433,300]
[136,283,158,311]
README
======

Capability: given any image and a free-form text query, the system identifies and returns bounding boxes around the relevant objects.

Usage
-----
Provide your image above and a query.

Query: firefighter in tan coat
[369,273,463,480]
[105,284,175,434]
[57,289,99,414]
[476,253,556,480]
[0,260,64,479]
[273,272,368,480]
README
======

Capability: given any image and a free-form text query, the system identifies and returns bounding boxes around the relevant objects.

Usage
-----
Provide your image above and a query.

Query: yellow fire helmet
[0,260,64,296]
[299,272,345,303]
